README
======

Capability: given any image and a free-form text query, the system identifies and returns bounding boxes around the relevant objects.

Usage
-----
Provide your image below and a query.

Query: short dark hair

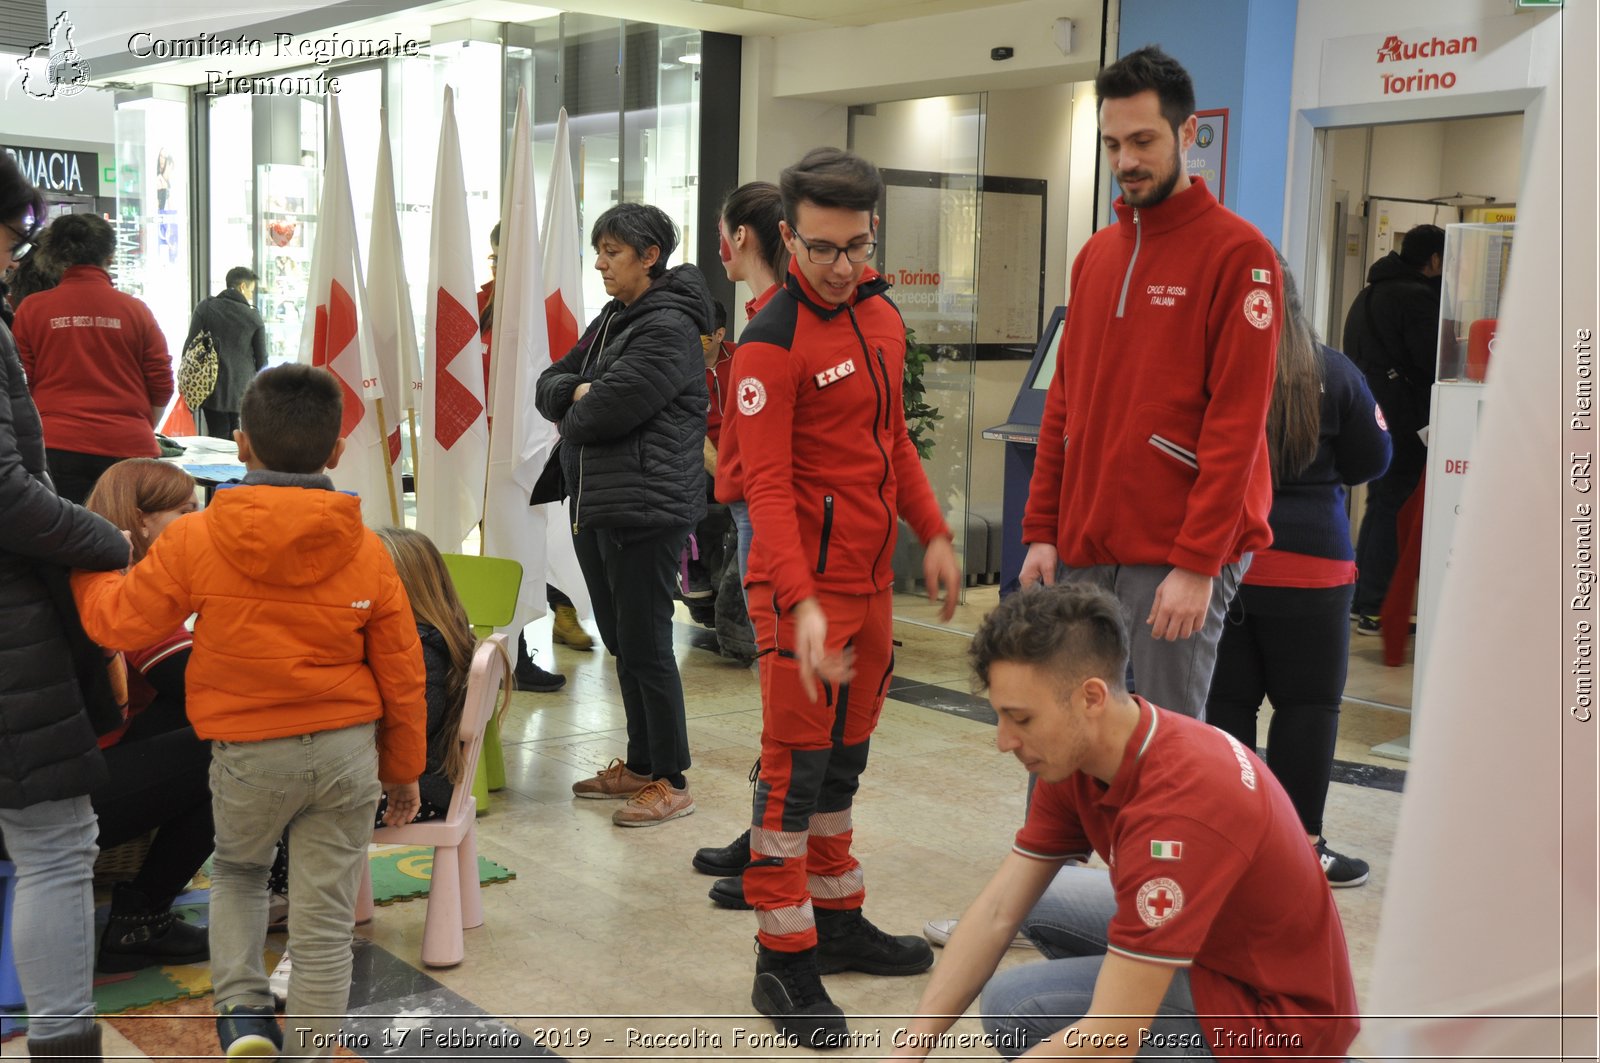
[489,221,501,249]
[969,583,1130,696]
[711,301,728,333]
[721,180,789,278]
[590,203,678,278]
[779,148,882,224]
[1399,224,1446,268]
[1095,45,1196,137]
[225,266,258,290]
[239,364,344,474]
[0,152,46,236]
[40,213,115,269]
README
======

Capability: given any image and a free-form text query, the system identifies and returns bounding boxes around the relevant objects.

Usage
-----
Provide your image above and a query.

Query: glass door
[849,94,986,632]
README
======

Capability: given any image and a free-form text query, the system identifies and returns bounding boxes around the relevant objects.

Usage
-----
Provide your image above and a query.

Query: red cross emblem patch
[1243,288,1274,330]
[737,376,768,416]
[1135,877,1184,927]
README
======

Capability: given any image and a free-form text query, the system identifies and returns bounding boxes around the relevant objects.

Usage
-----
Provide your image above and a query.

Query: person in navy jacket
[1205,258,1391,888]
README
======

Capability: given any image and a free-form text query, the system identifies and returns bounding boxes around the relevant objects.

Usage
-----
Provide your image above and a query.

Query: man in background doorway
[1343,223,1444,634]
[186,266,267,440]
[1019,45,1280,719]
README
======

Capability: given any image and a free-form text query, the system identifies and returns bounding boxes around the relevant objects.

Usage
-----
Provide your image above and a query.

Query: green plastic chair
[441,553,522,813]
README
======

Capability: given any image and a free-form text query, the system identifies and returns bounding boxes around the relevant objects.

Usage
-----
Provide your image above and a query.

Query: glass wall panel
[207,93,254,296]
[113,92,193,372]
[849,94,985,630]
[645,23,701,273]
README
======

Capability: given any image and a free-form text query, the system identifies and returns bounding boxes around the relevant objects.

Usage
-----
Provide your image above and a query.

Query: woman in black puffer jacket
[536,203,711,828]
[0,152,130,1062]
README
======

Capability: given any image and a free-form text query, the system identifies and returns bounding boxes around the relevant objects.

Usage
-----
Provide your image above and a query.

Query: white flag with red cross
[366,105,420,463]
[538,106,592,614]
[299,95,394,526]
[482,90,558,633]
[416,85,489,552]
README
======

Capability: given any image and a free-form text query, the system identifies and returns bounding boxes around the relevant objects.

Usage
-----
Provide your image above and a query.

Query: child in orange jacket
[73,364,426,1061]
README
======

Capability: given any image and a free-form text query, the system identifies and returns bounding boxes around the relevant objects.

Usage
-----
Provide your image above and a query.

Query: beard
[1119,148,1183,207]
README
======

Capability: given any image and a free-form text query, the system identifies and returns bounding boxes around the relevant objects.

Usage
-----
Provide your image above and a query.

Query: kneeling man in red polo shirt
[887,583,1358,1061]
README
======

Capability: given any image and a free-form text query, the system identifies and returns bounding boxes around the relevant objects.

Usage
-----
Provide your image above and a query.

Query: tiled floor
[7,593,1411,1060]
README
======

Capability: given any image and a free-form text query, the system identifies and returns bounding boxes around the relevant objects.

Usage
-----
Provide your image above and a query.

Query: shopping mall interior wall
[766,0,1102,106]
[1282,0,1558,318]
[1114,0,1296,245]
[736,34,847,235]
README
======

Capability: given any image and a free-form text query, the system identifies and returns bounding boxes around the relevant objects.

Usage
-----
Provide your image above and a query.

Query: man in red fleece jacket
[733,147,961,1048]
[1020,46,1280,720]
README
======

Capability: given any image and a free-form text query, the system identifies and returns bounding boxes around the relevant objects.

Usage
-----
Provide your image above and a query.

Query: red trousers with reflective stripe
[745,584,895,952]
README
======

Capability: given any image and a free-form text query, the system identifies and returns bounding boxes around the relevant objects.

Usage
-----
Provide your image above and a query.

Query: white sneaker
[268,950,292,1009]
[922,918,1032,948]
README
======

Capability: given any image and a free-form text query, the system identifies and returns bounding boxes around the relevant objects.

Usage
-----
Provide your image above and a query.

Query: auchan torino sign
[1374,31,1478,94]
[1318,16,1536,107]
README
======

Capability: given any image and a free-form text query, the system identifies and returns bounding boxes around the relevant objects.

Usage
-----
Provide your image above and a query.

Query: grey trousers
[1058,561,1246,720]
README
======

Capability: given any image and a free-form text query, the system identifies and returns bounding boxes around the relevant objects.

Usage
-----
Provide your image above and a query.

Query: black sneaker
[515,660,566,693]
[1316,838,1370,888]
[815,906,934,976]
[751,943,850,1050]
[1354,614,1381,637]
[693,828,751,877]
[217,1004,282,1059]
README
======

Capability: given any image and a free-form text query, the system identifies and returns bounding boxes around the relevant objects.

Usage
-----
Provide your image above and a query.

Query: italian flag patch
[1251,268,1271,283]
[1150,840,1184,860]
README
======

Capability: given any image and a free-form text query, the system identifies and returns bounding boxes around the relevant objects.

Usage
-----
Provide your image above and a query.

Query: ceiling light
[679,52,701,64]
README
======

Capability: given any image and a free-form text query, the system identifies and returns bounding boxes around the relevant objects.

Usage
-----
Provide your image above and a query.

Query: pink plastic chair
[354,634,511,967]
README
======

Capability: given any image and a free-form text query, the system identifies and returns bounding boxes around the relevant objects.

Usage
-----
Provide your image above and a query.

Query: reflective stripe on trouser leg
[807,806,864,910]
[746,584,887,951]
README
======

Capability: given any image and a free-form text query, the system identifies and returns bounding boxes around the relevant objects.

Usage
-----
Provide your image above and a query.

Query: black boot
[97,884,210,972]
[815,906,933,976]
[692,828,750,876]
[708,874,750,909]
[708,856,781,910]
[26,1023,103,1060]
[751,942,850,1050]
[515,633,566,692]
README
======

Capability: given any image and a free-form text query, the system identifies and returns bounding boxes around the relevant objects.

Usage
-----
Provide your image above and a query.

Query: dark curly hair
[1095,45,1196,137]
[40,213,115,269]
[969,583,1130,696]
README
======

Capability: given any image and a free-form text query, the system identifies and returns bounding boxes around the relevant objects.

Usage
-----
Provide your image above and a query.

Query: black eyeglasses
[4,221,40,261]
[791,230,877,266]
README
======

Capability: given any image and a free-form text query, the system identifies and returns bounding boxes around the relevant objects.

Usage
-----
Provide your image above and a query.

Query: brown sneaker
[552,604,595,650]
[612,779,695,827]
[571,758,652,800]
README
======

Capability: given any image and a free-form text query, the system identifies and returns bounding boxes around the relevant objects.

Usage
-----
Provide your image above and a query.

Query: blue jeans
[730,501,753,579]
[981,865,1213,1059]
[0,796,99,1039]
[209,724,381,1061]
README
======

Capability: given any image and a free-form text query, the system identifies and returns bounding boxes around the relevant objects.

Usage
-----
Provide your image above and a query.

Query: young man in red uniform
[1019,46,1281,720]
[888,583,1358,1061]
[733,147,962,1047]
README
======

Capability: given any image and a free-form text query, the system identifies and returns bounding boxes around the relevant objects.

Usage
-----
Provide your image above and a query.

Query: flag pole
[375,395,401,525]
[406,408,420,501]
